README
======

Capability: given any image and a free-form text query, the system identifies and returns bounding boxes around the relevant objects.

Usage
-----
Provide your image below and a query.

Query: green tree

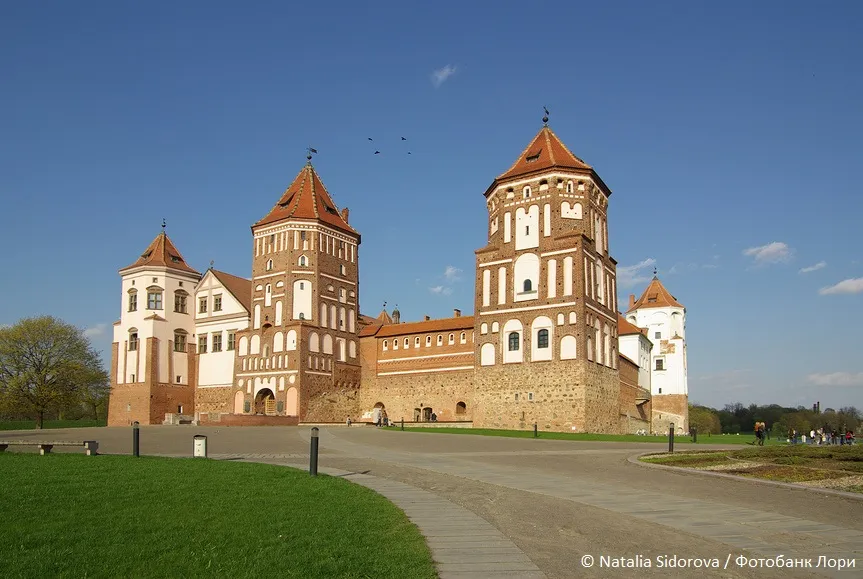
[0,316,107,428]
[689,404,721,434]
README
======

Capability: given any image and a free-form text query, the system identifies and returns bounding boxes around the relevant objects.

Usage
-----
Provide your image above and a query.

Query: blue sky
[1,1,861,411]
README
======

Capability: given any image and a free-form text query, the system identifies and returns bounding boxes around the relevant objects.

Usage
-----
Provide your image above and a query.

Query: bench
[0,440,99,456]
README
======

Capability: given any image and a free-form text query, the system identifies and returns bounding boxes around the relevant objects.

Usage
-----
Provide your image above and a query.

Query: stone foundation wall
[358,369,475,423]
[195,386,233,416]
[652,394,689,434]
[472,359,619,433]
[302,366,361,423]
[149,383,196,425]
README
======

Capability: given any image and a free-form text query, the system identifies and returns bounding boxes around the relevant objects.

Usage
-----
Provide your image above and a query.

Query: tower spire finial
[653,266,658,278]
[210,260,215,270]
[306,146,318,165]
[161,218,166,231]
[542,105,550,125]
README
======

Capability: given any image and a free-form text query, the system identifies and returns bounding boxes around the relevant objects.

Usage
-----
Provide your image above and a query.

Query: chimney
[424,315,430,321]
[453,308,461,317]
[629,294,636,309]
[340,207,349,223]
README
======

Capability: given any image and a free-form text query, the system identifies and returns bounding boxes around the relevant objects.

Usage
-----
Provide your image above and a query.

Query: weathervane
[161,218,166,230]
[653,267,658,276]
[542,106,550,125]
[382,301,387,309]
[306,146,318,164]
[210,260,215,269]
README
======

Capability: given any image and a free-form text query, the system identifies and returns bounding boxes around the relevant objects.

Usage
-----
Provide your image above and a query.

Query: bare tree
[0,316,107,428]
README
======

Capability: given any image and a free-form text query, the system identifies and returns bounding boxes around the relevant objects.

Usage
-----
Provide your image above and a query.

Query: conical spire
[627,276,683,312]
[119,230,200,275]
[254,163,357,237]
[496,125,592,181]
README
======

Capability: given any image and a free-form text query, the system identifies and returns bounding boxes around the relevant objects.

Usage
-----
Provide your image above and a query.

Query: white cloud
[617,258,656,288]
[742,241,793,265]
[799,261,826,274]
[428,285,453,296]
[431,65,457,88]
[806,372,863,387]
[443,265,462,281]
[819,278,863,295]
[83,323,108,339]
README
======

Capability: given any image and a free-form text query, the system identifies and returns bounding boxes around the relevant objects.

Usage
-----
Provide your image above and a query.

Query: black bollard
[668,423,675,453]
[309,427,319,477]
[132,421,140,457]
[401,418,404,431]
[534,422,538,438]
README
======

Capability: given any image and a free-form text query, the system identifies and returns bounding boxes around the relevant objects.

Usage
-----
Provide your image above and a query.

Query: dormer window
[525,149,541,163]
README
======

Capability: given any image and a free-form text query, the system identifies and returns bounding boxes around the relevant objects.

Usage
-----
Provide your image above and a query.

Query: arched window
[299,255,307,267]
[448,333,454,345]
[537,329,549,349]
[456,402,467,415]
[508,332,520,351]
[523,279,532,292]
[437,335,443,346]
[404,338,409,348]
[460,332,466,344]
[414,336,420,347]
[382,340,388,351]
[426,336,431,346]
[266,259,273,271]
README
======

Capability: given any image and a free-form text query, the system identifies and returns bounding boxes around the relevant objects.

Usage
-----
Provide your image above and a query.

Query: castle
[108,120,689,434]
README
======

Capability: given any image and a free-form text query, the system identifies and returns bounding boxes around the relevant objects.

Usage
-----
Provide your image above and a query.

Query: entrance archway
[255,388,276,415]
[422,407,432,422]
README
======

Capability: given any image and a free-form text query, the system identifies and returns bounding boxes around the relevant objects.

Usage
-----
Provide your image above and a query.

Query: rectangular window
[199,297,207,313]
[212,333,222,352]
[301,231,306,240]
[198,335,207,354]
[655,358,664,371]
[214,295,222,312]
[147,291,162,310]
[174,332,187,352]
[174,293,187,313]
[654,331,661,339]
[176,376,182,384]
[128,333,138,351]
[227,332,236,351]
[129,374,135,383]
[128,293,137,312]
[525,226,529,235]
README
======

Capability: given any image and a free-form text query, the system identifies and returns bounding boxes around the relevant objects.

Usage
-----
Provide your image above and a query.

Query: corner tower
[472,120,621,433]
[625,275,688,433]
[231,158,362,421]
[108,226,201,425]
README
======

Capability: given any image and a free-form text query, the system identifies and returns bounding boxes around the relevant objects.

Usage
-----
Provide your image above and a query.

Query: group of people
[753,421,767,446]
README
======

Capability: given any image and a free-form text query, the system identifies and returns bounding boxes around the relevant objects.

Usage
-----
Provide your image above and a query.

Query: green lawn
[0,419,106,431]
[0,453,435,579]
[388,426,784,445]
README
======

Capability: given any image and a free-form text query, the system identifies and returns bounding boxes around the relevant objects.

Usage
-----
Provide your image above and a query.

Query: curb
[628,451,863,501]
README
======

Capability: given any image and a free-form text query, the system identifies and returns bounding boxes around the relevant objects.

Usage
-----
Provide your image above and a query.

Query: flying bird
[374,150,380,155]
[543,106,550,116]
[407,151,412,155]
[368,137,373,141]
[401,137,406,140]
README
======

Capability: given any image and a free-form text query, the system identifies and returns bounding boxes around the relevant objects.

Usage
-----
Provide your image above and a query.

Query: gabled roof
[119,231,201,276]
[497,125,592,181]
[358,322,383,338]
[617,313,649,338]
[627,276,684,312]
[254,163,359,238]
[209,269,252,314]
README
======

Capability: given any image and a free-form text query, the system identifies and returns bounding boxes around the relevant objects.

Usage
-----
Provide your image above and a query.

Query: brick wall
[652,394,689,433]
[358,369,475,423]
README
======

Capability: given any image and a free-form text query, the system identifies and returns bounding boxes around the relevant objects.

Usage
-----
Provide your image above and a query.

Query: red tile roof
[254,163,358,238]
[210,269,252,314]
[376,309,393,324]
[119,231,200,276]
[617,313,648,337]
[627,276,684,312]
[497,125,592,181]
[373,315,475,338]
